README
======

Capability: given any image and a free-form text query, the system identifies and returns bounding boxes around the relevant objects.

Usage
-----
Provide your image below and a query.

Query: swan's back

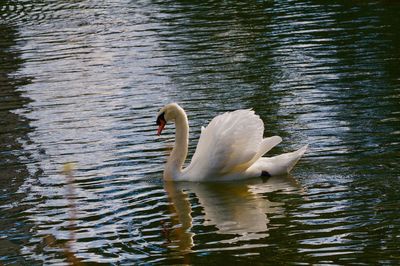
[182,109,265,181]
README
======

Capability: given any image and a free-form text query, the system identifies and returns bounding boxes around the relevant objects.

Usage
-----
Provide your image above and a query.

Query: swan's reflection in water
[163,176,301,252]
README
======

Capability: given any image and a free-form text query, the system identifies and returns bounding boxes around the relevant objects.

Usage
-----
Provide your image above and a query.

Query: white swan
[156,103,307,181]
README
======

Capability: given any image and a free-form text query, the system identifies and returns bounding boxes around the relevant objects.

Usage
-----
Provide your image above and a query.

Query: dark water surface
[1,0,399,264]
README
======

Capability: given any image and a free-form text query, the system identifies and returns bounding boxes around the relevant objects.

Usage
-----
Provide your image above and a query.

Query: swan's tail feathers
[260,144,308,176]
[284,144,308,173]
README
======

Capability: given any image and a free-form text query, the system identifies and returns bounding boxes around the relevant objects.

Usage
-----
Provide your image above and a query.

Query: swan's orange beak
[157,120,166,136]
[156,112,166,136]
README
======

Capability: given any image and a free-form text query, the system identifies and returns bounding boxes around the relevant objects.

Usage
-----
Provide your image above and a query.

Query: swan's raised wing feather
[184,110,266,180]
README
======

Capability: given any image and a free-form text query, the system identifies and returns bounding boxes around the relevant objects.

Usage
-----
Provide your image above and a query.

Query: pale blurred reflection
[164,175,301,251]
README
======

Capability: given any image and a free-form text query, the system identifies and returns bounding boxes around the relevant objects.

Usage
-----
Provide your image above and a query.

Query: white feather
[183,110,279,180]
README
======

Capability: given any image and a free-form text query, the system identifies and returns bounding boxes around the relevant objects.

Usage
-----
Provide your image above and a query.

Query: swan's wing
[184,109,271,179]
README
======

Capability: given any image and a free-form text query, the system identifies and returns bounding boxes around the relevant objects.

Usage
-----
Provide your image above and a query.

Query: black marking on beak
[156,112,166,126]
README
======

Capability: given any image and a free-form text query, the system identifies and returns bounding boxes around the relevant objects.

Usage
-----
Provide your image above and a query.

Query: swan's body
[156,103,307,181]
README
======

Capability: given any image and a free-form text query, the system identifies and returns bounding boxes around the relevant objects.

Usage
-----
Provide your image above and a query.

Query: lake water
[1,0,399,264]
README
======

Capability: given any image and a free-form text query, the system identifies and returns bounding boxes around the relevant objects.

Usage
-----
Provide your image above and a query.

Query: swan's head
[156,103,184,136]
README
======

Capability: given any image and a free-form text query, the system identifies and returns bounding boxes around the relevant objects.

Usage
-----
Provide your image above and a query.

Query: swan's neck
[164,109,188,180]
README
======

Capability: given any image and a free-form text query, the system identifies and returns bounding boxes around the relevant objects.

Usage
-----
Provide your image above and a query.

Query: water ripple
[1,0,400,264]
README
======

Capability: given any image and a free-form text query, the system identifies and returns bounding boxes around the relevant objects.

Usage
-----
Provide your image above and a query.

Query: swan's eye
[156,112,166,126]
